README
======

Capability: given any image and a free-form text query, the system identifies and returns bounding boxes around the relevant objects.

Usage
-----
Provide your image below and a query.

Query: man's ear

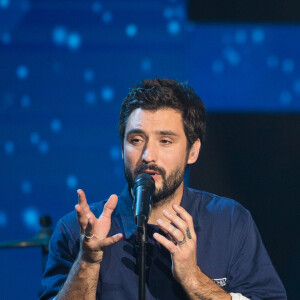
[187,139,201,164]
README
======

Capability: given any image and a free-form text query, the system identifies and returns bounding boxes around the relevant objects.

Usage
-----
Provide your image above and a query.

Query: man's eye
[130,138,142,144]
[161,139,172,145]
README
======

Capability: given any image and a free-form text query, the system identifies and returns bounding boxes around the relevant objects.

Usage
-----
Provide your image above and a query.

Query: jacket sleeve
[226,211,287,300]
[39,217,80,300]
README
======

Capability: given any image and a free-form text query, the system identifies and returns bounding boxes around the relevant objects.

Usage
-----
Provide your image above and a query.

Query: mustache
[134,164,166,177]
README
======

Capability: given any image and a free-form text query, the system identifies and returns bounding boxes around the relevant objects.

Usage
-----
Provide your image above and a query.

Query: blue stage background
[0,0,299,299]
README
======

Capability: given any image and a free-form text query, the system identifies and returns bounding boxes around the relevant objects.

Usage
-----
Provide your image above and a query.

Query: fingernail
[157,219,164,224]
[153,233,159,238]
[173,204,179,209]
[163,209,169,215]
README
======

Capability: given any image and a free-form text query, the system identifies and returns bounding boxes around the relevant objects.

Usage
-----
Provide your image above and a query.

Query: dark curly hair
[118,78,206,149]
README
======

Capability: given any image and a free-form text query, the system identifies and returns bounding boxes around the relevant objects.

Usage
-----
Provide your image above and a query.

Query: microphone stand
[136,216,147,300]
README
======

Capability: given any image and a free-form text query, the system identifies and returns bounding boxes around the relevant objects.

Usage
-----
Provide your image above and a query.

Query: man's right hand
[75,189,123,264]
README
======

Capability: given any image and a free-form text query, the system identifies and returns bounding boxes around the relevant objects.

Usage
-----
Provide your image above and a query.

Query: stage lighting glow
[252,29,264,43]
[282,59,294,73]
[102,11,112,23]
[51,119,62,132]
[38,141,49,154]
[84,69,94,82]
[0,0,9,9]
[20,94,31,107]
[235,30,247,44]
[141,58,151,72]
[280,91,292,105]
[101,87,114,102]
[223,48,240,65]
[22,208,39,230]
[16,65,28,79]
[92,1,102,13]
[126,24,138,37]
[53,26,67,45]
[66,175,78,189]
[21,180,32,194]
[4,141,14,155]
[167,20,181,35]
[67,32,81,50]
[85,91,97,104]
[109,146,121,161]
[30,132,40,145]
[0,212,7,227]
[2,32,11,44]
[293,79,300,95]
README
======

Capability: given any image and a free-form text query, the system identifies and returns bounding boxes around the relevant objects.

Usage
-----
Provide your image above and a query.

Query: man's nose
[142,141,157,163]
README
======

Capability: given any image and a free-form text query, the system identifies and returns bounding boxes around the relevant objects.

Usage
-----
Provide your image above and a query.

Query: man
[40,78,286,299]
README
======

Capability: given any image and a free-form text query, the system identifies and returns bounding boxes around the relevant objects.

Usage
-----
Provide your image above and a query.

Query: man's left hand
[153,203,199,286]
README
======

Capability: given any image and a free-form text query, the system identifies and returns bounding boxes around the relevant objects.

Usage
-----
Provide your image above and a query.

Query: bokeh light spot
[282,59,294,73]
[280,91,292,105]
[85,91,97,104]
[16,65,28,79]
[110,146,122,161]
[52,26,67,45]
[0,212,7,227]
[102,11,112,23]
[39,140,49,154]
[235,30,247,44]
[21,180,32,194]
[92,1,102,13]
[223,48,240,65]
[126,24,138,37]
[2,32,11,44]
[20,94,31,107]
[30,132,40,145]
[84,69,94,82]
[51,119,62,132]
[101,87,114,102]
[4,141,14,154]
[0,0,10,8]
[141,58,152,72]
[293,79,300,95]
[66,175,78,189]
[67,32,81,50]
[22,208,39,230]
[252,29,264,43]
[167,20,181,35]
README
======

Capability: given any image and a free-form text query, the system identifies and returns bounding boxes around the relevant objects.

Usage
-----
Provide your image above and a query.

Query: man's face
[123,108,195,205]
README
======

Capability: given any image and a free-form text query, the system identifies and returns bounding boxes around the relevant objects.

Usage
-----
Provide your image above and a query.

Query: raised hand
[75,189,123,264]
[153,203,198,286]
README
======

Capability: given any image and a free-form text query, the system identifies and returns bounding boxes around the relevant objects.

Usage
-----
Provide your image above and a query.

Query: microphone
[132,173,155,228]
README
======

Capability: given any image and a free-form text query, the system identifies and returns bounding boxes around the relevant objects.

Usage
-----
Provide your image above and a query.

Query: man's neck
[148,182,184,225]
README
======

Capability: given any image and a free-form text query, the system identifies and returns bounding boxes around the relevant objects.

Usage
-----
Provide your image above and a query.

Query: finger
[77,189,92,214]
[172,204,196,240]
[153,232,177,254]
[100,233,123,247]
[157,219,184,243]
[162,209,189,238]
[75,203,89,234]
[99,194,118,220]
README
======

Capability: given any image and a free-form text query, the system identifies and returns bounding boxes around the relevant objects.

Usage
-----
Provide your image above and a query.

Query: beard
[125,162,186,207]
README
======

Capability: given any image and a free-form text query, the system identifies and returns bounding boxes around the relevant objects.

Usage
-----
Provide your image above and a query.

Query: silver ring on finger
[178,237,186,245]
[171,227,177,234]
[84,234,98,239]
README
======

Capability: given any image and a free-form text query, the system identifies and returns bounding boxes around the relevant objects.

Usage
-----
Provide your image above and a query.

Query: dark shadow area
[190,113,299,298]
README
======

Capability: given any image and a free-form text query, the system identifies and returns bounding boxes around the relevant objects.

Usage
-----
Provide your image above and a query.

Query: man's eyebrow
[155,130,178,136]
[125,128,145,136]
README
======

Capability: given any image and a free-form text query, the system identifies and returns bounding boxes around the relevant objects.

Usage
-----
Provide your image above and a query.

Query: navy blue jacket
[40,186,286,299]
